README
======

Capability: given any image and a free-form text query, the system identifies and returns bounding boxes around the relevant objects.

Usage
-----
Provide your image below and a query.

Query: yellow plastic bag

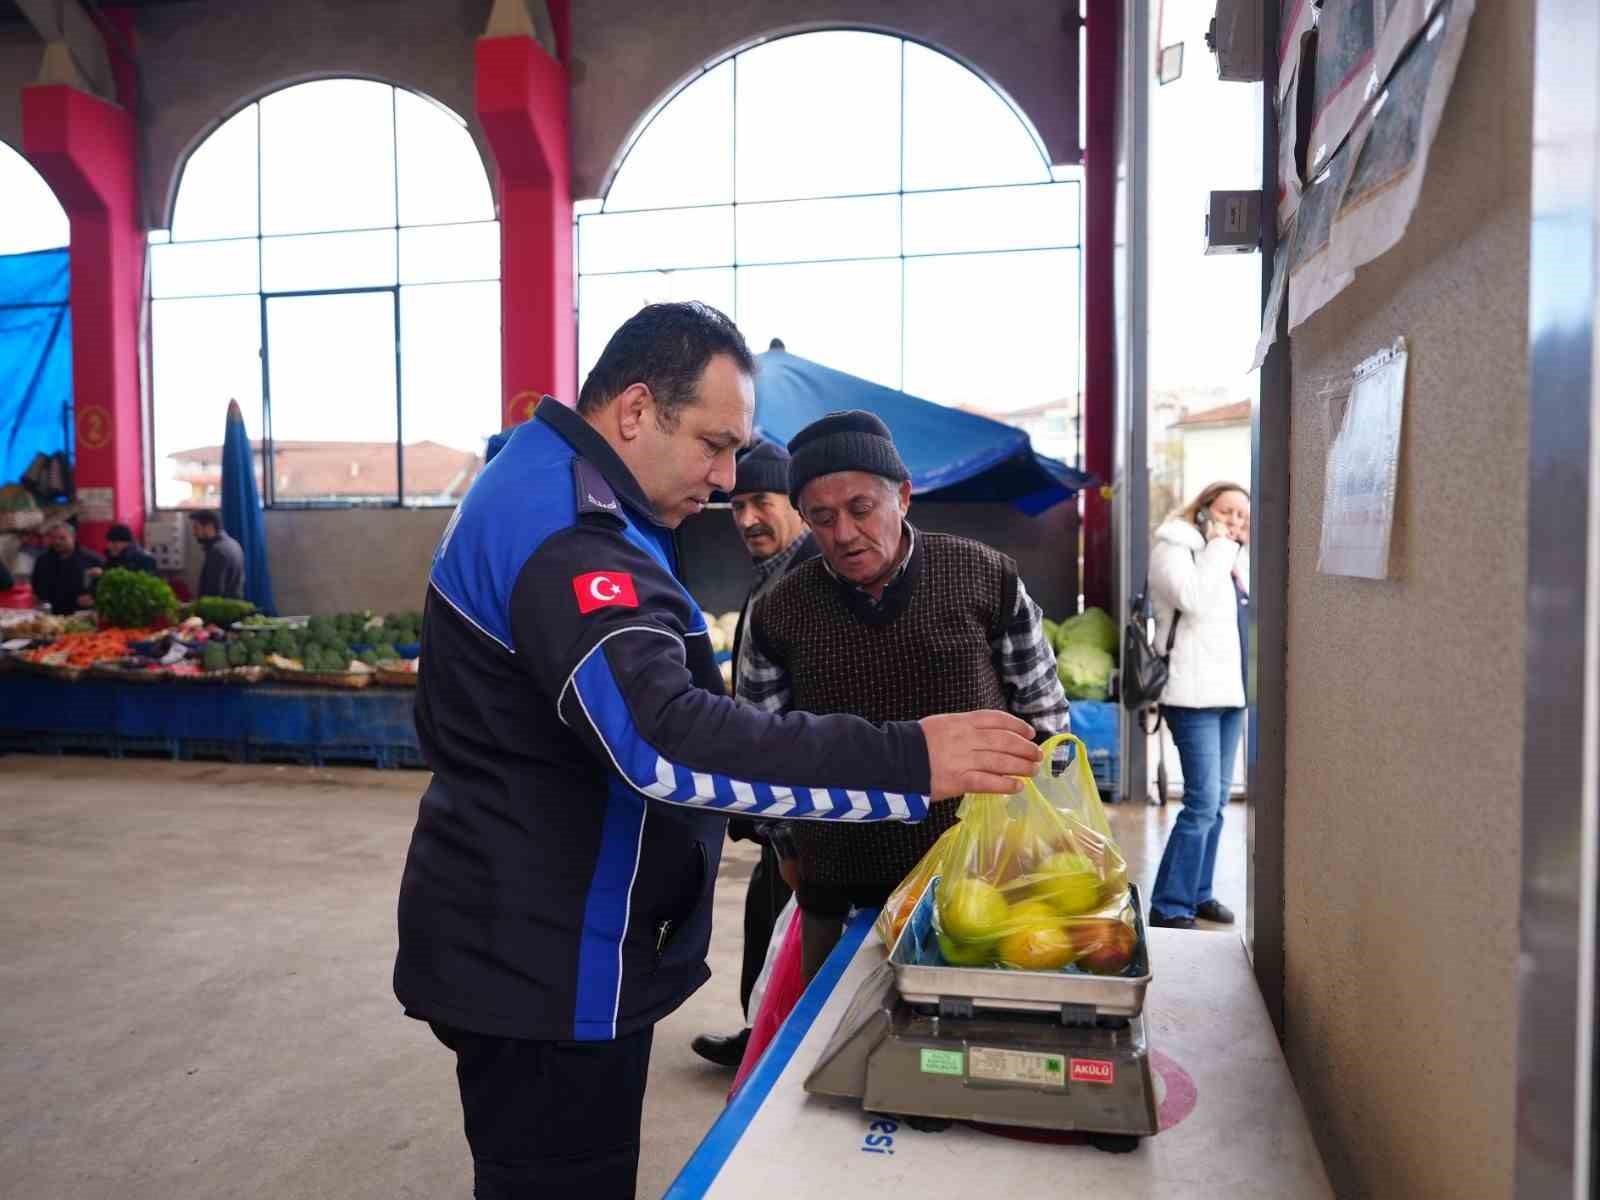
[876,734,1137,975]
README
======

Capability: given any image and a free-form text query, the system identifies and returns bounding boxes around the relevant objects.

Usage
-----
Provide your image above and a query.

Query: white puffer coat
[1149,519,1245,710]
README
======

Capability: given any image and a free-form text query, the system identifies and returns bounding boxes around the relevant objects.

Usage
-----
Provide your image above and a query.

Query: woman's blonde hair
[1172,481,1251,528]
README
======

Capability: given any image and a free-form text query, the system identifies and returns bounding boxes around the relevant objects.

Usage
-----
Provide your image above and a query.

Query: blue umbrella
[753,346,1093,514]
[221,399,277,614]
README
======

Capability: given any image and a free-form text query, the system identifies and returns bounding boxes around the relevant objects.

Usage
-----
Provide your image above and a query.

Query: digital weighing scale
[804,882,1159,1153]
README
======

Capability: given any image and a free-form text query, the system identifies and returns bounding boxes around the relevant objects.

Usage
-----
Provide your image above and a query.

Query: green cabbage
[1054,607,1118,657]
[1056,642,1114,700]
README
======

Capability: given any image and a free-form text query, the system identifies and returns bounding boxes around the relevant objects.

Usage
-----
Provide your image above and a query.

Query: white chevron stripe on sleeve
[729,780,758,812]
[764,786,797,818]
[644,756,676,799]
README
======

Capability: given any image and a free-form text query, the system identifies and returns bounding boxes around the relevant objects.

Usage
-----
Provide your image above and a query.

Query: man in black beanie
[744,410,1071,977]
[101,524,159,576]
[690,437,817,1069]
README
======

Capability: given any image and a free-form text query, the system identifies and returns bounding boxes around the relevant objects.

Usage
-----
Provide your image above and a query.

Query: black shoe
[1196,900,1235,925]
[690,1028,750,1069]
[1148,912,1196,930]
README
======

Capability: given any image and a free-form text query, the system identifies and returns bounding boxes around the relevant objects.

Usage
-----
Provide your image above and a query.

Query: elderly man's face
[46,525,75,555]
[799,472,912,592]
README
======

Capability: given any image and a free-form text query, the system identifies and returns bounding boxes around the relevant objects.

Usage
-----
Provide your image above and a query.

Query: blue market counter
[0,675,424,769]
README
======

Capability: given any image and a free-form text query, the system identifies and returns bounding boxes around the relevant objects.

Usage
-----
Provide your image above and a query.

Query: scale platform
[804,883,1160,1152]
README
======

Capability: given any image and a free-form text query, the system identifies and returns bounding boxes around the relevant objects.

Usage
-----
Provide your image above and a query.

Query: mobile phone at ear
[1196,507,1212,531]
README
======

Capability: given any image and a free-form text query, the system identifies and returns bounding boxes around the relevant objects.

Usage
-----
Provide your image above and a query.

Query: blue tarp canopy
[753,348,1091,514]
[0,248,72,483]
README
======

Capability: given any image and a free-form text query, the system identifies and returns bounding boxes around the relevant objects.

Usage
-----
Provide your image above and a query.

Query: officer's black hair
[576,301,755,431]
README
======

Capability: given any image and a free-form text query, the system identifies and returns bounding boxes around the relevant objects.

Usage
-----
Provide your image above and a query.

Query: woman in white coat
[1147,481,1250,930]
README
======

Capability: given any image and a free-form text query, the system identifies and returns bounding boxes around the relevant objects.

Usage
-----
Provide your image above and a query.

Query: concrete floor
[0,758,1245,1199]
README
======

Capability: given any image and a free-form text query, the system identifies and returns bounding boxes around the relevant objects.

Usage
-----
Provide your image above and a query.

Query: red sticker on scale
[1070,1058,1115,1085]
[573,571,639,614]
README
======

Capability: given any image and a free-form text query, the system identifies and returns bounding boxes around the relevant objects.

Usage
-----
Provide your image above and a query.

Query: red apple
[1072,920,1138,974]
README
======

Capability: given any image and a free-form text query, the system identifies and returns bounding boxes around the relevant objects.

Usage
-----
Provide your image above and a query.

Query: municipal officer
[395,302,1041,1199]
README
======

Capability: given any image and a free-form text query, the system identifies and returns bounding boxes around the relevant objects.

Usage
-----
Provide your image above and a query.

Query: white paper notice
[78,487,114,523]
[1318,338,1407,580]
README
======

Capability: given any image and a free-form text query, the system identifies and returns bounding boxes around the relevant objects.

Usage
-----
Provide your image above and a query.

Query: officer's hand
[920,711,1042,799]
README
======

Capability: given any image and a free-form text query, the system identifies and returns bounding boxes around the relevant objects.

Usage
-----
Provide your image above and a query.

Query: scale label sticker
[1071,1058,1116,1085]
[969,1047,1066,1089]
[919,1048,965,1077]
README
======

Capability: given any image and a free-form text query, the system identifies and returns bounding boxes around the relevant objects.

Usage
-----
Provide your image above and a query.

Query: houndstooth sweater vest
[752,530,1017,894]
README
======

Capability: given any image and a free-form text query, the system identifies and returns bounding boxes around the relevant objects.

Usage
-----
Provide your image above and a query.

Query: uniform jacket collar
[535,397,663,526]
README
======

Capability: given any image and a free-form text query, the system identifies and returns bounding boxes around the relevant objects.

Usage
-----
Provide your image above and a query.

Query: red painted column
[476,35,574,424]
[22,84,144,551]
[1080,0,1119,615]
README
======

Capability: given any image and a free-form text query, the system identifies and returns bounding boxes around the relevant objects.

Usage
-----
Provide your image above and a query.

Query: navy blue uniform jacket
[395,399,933,1042]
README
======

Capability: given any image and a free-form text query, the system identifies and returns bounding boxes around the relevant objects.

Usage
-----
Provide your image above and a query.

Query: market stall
[0,588,425,768]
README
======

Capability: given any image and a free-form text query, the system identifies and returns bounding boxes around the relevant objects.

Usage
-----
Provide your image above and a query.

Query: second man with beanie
[744,410,1072,977]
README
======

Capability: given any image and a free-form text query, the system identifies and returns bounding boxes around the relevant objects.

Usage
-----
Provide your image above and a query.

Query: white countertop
[665,914,1332,1199]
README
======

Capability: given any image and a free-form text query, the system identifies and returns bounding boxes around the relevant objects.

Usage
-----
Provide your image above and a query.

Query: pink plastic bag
[730,902,806,1096]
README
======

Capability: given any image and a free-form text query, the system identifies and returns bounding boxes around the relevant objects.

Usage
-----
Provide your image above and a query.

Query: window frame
[576,31,1084,472]
[148,81,501,512]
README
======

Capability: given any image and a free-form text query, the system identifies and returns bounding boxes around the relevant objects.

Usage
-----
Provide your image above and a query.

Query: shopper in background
[87,523,161,594]
[690,438,817,1070]
[1147,480,1251,930]
[101,525,159,575]
[30,521,102,614]
[189,510,245,599]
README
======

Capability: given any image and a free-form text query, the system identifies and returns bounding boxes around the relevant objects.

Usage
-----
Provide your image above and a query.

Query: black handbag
[1121,585,1178,715]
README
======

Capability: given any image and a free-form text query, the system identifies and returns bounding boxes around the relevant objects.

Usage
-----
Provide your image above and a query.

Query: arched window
[0,141,69,254]
[150,79,501,509]
[576,31,1080,463]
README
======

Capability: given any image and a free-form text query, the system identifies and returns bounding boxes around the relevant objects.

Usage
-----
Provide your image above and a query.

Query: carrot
[25,627,154,667]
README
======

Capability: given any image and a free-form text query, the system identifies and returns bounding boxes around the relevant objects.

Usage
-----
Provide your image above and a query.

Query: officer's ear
[612,383,654,443]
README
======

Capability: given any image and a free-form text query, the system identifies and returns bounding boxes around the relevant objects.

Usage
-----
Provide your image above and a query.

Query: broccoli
[202,643,229,672]
[226,640,248,668]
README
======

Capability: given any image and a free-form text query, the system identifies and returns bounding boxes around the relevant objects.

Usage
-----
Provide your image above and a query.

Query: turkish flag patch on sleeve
[573,571,639,614]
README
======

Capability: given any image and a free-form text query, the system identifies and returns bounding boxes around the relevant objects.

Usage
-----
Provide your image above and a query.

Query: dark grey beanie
[787,410,910,506]
[732,438,791,496]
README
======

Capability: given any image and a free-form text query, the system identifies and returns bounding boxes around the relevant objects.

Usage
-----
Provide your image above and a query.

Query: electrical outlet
[1204,190,1262,255]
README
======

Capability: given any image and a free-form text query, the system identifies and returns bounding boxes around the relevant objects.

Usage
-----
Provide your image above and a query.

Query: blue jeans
[1151,705,1245,920]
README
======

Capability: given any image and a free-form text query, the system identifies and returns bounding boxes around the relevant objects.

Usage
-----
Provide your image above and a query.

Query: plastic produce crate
[1069,700,1121,797]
